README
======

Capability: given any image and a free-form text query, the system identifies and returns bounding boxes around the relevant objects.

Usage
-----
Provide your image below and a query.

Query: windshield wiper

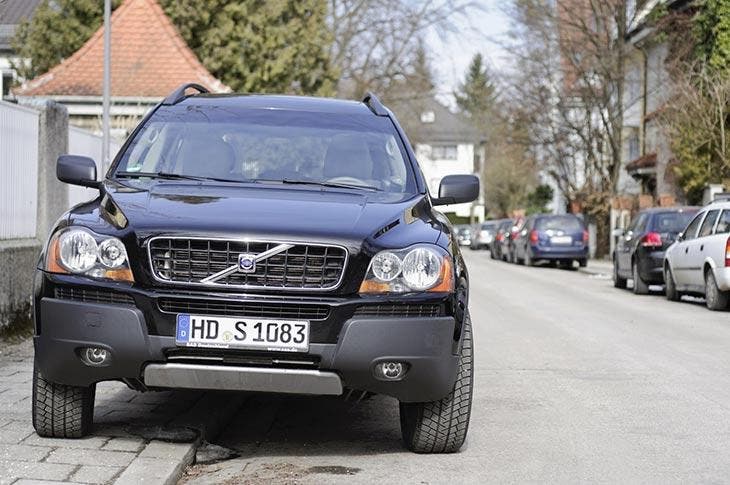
[114,171,247,184]
[115,171,206,181]
[257,178,381,192]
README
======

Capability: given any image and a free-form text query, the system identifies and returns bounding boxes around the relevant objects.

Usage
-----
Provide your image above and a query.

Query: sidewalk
[577,259,613,276]
[0,339,242,485]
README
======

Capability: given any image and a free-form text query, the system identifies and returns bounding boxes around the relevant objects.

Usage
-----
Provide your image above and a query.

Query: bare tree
[658,65,730,202]
[328,0,477,99]
[503,0,635,256]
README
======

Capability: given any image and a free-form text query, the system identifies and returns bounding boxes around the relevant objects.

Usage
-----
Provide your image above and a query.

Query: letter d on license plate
[175,314,309,352]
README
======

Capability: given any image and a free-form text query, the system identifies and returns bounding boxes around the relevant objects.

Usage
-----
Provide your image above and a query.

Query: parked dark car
[513,214,589,267]
[32,85,479,453]
[613,206,699,294]
[491,219,514,261]
[455,224,473,247]
[470,221,498,250]
[507,217,527,263]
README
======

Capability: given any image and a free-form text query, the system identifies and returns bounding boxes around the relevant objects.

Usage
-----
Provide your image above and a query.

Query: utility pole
[101,0,111,173]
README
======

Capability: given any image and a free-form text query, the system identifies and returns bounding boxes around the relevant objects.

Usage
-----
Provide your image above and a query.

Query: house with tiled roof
[13,0,228,137]
[0,0,42,98]
[391,97,486,222]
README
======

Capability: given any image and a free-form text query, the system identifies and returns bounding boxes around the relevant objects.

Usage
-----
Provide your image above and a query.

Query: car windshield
[535,215,583,231]
[112,105,416,194]
[653,211,697,233]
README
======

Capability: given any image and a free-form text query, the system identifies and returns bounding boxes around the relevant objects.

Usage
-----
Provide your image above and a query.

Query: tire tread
[400,314,473,453]
[32,366,95,438]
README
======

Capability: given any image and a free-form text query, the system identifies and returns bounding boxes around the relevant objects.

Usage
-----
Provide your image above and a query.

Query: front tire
[400,313,473,453]
[705,270,729,311]
[32,364,95,438]
[633,262,649,295]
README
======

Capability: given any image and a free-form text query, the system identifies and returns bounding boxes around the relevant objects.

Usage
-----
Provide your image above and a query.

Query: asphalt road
[182,251,730,484]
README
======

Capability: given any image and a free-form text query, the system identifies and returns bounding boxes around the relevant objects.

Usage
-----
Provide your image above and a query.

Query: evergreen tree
[695,0,730,72]
[192,0,336,95]
[453,53,497,124]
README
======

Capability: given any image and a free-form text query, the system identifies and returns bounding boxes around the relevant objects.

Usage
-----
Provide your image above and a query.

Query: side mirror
[677,232,684,242]
[57,155,99,188]
[433,174,479,206]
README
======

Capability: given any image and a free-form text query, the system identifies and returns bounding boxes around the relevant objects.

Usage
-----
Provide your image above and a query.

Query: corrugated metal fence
[0,101,39,240]
[1,101,122,241]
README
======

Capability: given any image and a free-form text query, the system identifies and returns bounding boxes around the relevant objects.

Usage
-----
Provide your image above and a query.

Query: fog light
[374,361,407,380]
[80,347,110,367]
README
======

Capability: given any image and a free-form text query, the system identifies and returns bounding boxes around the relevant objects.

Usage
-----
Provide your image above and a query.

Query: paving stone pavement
[0,338,237,485]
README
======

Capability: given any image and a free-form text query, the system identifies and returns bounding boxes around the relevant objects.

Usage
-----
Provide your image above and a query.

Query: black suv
[32,85,478,453]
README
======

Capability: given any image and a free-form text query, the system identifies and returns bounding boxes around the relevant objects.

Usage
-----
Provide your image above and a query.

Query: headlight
[59,230,98,273]
[46,228,134,282]
[359,244,454,294]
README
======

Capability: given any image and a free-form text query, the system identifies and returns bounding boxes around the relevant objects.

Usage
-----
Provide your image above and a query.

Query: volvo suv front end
[32,86,479,453]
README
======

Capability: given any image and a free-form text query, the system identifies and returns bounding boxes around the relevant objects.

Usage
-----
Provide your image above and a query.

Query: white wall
[0,100,39,239]
[416,142,476,218]
[67,126,121,207]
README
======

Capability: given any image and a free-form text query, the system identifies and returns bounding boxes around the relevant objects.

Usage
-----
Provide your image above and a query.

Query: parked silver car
[470,221,498,251]
[664,199,730,310]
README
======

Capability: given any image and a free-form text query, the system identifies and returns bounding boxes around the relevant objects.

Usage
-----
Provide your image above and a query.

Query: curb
[114,392,246,485]
[578,262,612,277]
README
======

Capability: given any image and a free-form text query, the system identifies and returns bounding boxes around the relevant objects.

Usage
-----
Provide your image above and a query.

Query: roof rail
[362,92,388,116]
[162,83,210,105]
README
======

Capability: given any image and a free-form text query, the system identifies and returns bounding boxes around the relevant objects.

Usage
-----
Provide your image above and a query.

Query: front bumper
[33,274,461,403]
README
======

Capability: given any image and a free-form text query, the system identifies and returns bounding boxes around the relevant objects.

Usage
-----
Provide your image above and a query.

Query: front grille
[148,238,347,291]
[158,297,330,320]
[55,287,135,306]
[354,303,443,318]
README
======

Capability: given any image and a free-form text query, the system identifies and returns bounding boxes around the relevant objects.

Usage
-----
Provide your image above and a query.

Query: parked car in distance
[455,225,473,247]
[470,221,498,250]
[491,219,514,260]
[664,199,730,310]
[513,214,589,267]
[613,207,699,294]
[32,85,480,453]
[507,216,527,264]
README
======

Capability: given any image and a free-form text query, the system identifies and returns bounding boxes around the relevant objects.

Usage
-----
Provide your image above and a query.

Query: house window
[628,134,640,161]
[431,145,458,160]
[0,73,11,97]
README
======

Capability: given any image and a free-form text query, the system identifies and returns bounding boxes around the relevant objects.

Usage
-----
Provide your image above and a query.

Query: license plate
[550,236,573,245]
[175,314,309,352]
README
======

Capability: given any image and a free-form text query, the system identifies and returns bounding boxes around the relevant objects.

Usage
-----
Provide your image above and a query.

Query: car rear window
[114,105,416,194]
[652,211,697,234]
[535,216,583,231]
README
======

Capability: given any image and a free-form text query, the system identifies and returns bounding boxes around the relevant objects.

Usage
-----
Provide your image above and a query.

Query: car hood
[94,181,438,247]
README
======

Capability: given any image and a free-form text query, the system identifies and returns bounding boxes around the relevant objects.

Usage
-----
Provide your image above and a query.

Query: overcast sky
[428,0,511,105]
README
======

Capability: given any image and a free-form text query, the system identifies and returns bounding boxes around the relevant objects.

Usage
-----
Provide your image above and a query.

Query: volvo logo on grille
[237,254,257,273]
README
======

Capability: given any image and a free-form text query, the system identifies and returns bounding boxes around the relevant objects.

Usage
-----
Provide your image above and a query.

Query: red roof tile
[14,0,228,97]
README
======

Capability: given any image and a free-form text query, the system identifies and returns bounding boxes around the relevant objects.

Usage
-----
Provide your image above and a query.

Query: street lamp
[102,0,111,172]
